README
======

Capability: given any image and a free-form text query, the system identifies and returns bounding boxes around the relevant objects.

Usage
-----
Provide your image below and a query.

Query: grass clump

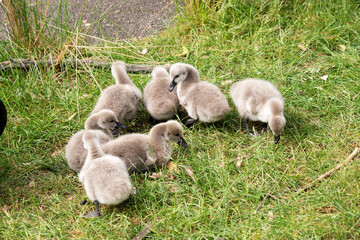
[1,0,360,239]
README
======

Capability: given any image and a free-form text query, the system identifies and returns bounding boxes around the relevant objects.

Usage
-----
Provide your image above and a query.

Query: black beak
[116,121,127,129]
[178,137,188,149]
[169,80,177,92]
[274,135,280,144]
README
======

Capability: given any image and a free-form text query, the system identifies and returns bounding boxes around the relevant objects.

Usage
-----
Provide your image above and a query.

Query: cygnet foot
[260,123,268,133]
[185,118,198,127]
[148,115,162,125]
[82,211,102,218]
[82,200,102,218]
[247,130,261,137]
[248,130,256,136]
[80,199,87,205]
[112,128,124,137]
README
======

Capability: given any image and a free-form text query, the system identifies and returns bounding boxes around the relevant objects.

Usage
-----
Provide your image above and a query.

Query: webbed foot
[81,200,102,218]
[185,118,198,127]
[148,115,162,125]
[82,211,102,218]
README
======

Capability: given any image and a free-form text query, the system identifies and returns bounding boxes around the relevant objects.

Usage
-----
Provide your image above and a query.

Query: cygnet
[79,130,132,217]
[230,78,286,144]
[91,61,142,124]
[169,63,230,127]
[144,66,179,122]
[101,120,188,174]
[66,109,121,172]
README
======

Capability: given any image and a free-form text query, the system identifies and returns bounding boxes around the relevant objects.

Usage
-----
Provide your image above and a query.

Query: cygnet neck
[149,123,168,151]
[114,66,135,86]
[181,65,200,89]
[85,137,105,161]
[268,98,284,116]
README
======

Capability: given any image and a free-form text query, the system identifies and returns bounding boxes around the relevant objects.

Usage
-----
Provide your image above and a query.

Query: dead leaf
[268,211,274,221]
[167,161,179,173]
[297,44,307,51]
[338,44,346,51]
[132,187,137,195]
[320,75,328,81]
[169,185,178,193]
[29,179,36,187]
[51,149,62,157]
[221,80,233,86]
[175,46,189,57]
[236,160,243,168]
[183,166,196,183]
[149,172,161,179]
[66,113,77,121]
[139,48,148,55]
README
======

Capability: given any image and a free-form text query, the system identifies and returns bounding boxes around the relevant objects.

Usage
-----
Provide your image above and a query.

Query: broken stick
[131,224,153,240]
[0,58,170,73]
[292,147,360,197]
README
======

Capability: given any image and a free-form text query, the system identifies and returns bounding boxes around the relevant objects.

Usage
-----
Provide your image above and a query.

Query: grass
[1,0,360,238]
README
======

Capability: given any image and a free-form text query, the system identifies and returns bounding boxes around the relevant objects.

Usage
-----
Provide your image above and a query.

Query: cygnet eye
[175,133,179,136]
[111,120,115,123]
[175,74,179,79]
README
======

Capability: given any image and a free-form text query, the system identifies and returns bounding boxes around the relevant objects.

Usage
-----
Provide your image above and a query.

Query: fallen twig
[253,191,285,214]
[0,58,170,73]
[291,147,360,197]
[182,166,197,184]
[254,191,271,214]
[132,224,153,240]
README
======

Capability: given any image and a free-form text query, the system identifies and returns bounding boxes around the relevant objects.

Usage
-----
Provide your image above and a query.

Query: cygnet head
[269,116,286,144]
[169,63,189,92]
[92,109,126,130]
[164,120,188,148]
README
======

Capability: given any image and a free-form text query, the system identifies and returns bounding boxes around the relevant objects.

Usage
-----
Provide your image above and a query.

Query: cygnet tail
[111,61,134,86]
[152,66,169,79]
[109,179,132,204]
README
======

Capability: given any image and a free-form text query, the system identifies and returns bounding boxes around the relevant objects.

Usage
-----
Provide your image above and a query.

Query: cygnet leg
[244,118,255,136]
[185,118,198,127]
[255,122,268,135]
[83,200,102,218]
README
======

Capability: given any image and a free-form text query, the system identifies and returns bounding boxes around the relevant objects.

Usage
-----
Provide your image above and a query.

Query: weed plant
[0,0,360,238]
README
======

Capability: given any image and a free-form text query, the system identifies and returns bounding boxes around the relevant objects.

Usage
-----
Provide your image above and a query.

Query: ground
[0,0,177,42]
